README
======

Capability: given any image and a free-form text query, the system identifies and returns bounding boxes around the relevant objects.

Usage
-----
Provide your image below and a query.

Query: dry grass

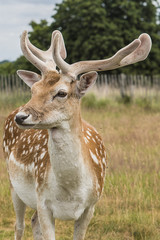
[0,96,160,239]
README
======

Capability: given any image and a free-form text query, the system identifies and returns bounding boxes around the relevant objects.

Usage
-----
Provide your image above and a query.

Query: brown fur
[3,106,107,194]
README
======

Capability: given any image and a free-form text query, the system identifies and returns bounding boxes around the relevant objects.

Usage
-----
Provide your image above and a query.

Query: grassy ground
[0,93,160,239]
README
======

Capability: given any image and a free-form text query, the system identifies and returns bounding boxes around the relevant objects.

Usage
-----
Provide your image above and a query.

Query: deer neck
[47,112,83,185]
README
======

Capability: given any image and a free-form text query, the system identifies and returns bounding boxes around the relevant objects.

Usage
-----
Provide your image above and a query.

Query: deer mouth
[16,122,36,129]
[21,123,35,127]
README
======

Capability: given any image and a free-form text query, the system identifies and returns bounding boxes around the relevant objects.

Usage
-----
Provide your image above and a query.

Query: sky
[0,0,62,62]
[0,1,159,62]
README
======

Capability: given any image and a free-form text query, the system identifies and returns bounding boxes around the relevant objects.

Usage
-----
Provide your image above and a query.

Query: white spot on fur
[102,157,106,165]
[38,134,42,140]
[43,139,47,145]
[89,149,99,165]
[86,135,90,140]
[40,173,44,178]
[86,130,91,136]
[95,148,99,156]
[84,137,89,144]
[30,146,33,153]
[5,146,9,153]
[9,126,13,133]
[28,136,31,144]
[40,152,46,160]
[40,162,43,168]
[22,150,26,155]
[34,152,38,158]
[35,144,40,151]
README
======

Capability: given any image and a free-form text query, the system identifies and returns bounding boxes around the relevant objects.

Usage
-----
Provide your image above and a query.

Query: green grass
[0,91,30,110]
[82,92,160,112]
[1,92,160,239]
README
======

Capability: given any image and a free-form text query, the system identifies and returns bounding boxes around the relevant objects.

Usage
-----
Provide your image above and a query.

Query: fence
[96,74,160,99]
[0,74,160,98]
[0,74,30,95]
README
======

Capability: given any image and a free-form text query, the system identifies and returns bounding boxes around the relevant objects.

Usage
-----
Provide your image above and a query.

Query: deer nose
[15,113,29,125]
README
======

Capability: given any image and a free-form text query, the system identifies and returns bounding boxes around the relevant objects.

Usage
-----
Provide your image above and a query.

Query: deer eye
[52,90,68,101]
[57,91,67,98]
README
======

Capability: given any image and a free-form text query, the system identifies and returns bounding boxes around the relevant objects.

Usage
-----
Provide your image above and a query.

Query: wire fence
[0,74,160,98]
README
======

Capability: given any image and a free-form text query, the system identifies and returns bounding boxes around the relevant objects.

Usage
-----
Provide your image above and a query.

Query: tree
[51,0,113,63]
[29,20,51,51]
[6,0,160,75]
[51,0,160,74]
[102,0,160,74]
[0,61,15,74]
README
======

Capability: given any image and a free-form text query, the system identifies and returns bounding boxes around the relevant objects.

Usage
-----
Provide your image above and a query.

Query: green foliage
[29,20,51,51]
[51,0,160,74]
[0,56,38,75]
[0,61,15,74]
[2,0,160,75]
[0,92,31,109]
[117,94,133,104]
[81,92,160,112]
[51,0,110,63]
[82,93,110,108]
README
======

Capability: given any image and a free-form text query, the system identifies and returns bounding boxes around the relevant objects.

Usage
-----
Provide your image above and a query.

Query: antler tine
[70,34,152,76]
[50,30,67,60]
[53,33,71,74]
[26,30,67,71]
[53,33,151,77]
[73,39,141,75]
[20,31,47,73]
[120,33,152,66]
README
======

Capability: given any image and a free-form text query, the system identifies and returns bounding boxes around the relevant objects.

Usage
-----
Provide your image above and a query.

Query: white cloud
[0,1,62,61]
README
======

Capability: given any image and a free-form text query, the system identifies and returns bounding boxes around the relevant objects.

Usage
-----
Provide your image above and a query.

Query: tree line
[0,0,160,75]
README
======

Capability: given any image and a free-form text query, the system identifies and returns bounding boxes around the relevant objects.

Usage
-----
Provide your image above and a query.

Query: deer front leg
[11,189,26,240]
[31,211,44,240]
[37,202,55,240]
[73,206,95,240]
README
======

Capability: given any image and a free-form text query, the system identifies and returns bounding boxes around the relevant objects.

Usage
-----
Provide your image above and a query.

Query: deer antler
[53,33,152,77]
[20,30,67,74]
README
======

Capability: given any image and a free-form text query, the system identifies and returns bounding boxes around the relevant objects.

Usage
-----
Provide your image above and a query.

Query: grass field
[0,93,160,240]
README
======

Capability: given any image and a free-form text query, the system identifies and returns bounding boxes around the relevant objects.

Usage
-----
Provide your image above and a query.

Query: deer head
[15,31,152,129]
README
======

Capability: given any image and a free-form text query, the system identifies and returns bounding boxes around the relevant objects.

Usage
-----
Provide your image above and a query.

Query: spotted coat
[3,107,107,198]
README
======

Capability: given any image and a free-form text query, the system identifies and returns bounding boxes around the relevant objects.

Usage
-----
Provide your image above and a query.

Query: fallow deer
[3,30,151,240]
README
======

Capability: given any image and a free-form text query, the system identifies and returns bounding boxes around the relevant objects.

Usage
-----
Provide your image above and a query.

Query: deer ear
[17,70,41,88]
[76,71,98,98]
